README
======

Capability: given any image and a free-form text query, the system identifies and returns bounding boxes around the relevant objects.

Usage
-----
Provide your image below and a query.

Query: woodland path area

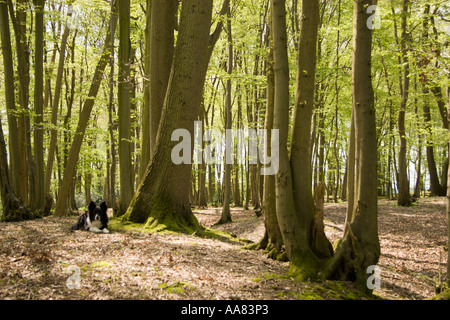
[0,198,447,300]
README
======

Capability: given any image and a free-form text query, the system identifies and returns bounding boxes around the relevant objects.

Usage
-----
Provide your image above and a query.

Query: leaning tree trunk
[327,0,380,292]
[121,0,214,232]
[54,10,117,217]
[44,10,71,197]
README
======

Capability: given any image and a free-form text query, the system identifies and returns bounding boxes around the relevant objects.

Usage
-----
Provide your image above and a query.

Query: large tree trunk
[138,0,177,183]
[0,1,21,197]
[328,0,380,291]
[290,0,331,259]
[54,10,117,217]
[10,0,36,207]
[0,3,35,219]
[121,0,214,232]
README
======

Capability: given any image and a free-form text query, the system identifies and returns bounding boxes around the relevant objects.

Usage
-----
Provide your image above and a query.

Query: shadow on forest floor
[0,198,447,300]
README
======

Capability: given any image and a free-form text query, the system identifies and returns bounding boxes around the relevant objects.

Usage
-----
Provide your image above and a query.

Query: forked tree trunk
[271,0,319,278]
[328,0,380,291]
[121,0,214,232]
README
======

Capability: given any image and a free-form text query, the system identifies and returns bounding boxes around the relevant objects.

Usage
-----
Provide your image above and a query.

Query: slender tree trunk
[218,7,233,225]
[108,0,118,213]
[423,87,445,196]
[332,0,342,203]
[421,4,445,197]
[198,105,208,207]
[34,0,46,209]
[44,19,71,196]
[446,81,450,287]
[328,0,380,291]
[247,21,284,257]
[397,0,411,206]
[117,0,134,215]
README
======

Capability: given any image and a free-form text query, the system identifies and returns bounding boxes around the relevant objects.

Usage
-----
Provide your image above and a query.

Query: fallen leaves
[0,198,447,300]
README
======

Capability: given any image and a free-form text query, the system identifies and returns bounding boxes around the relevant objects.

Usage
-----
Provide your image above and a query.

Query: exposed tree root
[1,193,52,222]
[243,230,287,261]
[327,223,380,292]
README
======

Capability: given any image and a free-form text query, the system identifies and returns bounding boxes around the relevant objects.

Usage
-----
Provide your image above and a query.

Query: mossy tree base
[288,249,321,281]
[121,191,200,235]
[326,227,380,293]
[1,193,53,222]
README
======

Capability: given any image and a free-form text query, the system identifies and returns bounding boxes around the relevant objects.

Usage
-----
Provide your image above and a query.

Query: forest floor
[0,197,447,300]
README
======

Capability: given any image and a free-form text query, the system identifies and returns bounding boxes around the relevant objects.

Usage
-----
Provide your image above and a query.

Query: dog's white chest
[90,219,102,229]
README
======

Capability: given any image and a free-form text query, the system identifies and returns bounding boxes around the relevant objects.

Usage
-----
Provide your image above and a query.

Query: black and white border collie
[70,201,110,233]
